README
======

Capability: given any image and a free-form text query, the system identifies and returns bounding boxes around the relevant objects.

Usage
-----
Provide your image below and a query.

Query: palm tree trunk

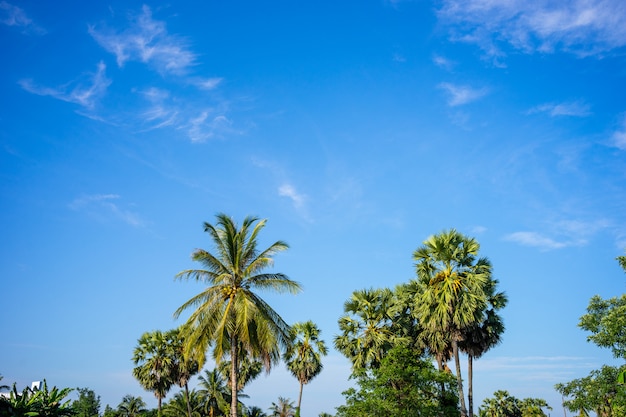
[184,383,192,417]
[296,381,304,417]
[157,397,162,417]
[468,355,474,417]
[452,339,468,417]
[230,336,238,417]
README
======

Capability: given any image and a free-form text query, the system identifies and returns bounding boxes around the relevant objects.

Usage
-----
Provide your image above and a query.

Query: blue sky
[2,0,626,416]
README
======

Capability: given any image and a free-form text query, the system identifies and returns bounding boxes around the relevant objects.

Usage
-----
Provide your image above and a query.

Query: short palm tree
[117,395,147,417]
[334,288,395,373]
[168,328,200,417]
[197,369,230,417]
[284,321,328,417]
[413,229,491,417]
[268,397,295,417]
[174,214,302,417]
[163,390,204,417]
[132,330,176,416]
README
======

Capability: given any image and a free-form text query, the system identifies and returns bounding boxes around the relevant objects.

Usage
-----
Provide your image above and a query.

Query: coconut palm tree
[334,288,395,373]
[284,321,328,417]
[460,278,507,417]
[174,214,302,417]
[413,229,491,417]
[132,330,176,416]
[268,397,295,417]
[197,369,230,417]
[118,395,147,417]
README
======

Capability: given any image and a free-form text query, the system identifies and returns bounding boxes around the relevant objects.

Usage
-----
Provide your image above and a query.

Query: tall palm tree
[197,369,230,417]
[284,321,328,417]
[413,229,490,417]
[268,397,295,417]
[174,214,302,417]
[460,278,507,417]
[117,395,147,417]
[132,330,176,416]
[334,288,395,373]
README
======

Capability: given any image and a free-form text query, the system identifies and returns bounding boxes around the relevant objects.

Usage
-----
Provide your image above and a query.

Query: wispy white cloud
[505,219,610,250]
[89,5,196,75]
[69,194,145,228]
[278,183,306,209]
[438,82,488,106]
[19,61,111,109]
[194,77,223,90]
[433,54,456,71]
[612,113,626,150]
[438,0,626,59]
[185,112,233,143]
[0,1,45,34]
[527,100,591,117]
[505,231,568,250]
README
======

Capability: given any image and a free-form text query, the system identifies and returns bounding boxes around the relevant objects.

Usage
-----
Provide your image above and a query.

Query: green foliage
[579,294,626,359]
[555,365,626,417]
[478,390,551,417]
[71,388,100,417]
[336,344,459,417]
[0,380,74,417]
[162,391,203,417]
[101,405,119,417]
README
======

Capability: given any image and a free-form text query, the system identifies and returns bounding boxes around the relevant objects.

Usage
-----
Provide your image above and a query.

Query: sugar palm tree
[284,321,328,417]
[197,369,230,417]
[117,395,147,417]
[334,288,395,373]
[460,278,507,417]
[174,214,302,417]
[132,330,176,416]
[414,229,490,417]
[268,397,295,417]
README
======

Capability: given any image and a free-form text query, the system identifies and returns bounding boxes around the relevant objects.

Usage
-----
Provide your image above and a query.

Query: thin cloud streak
[0,1,45,33]
[19,61,111,109]
[505,219,609,250]
[69,194,146,228]
[438,82,488,106]
[89,5,196,75]
[438,0,626,59]
[613,113,626,150]
[527,100,592,117]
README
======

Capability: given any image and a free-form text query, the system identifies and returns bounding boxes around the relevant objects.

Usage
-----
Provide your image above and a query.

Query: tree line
[3,214,625,416]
